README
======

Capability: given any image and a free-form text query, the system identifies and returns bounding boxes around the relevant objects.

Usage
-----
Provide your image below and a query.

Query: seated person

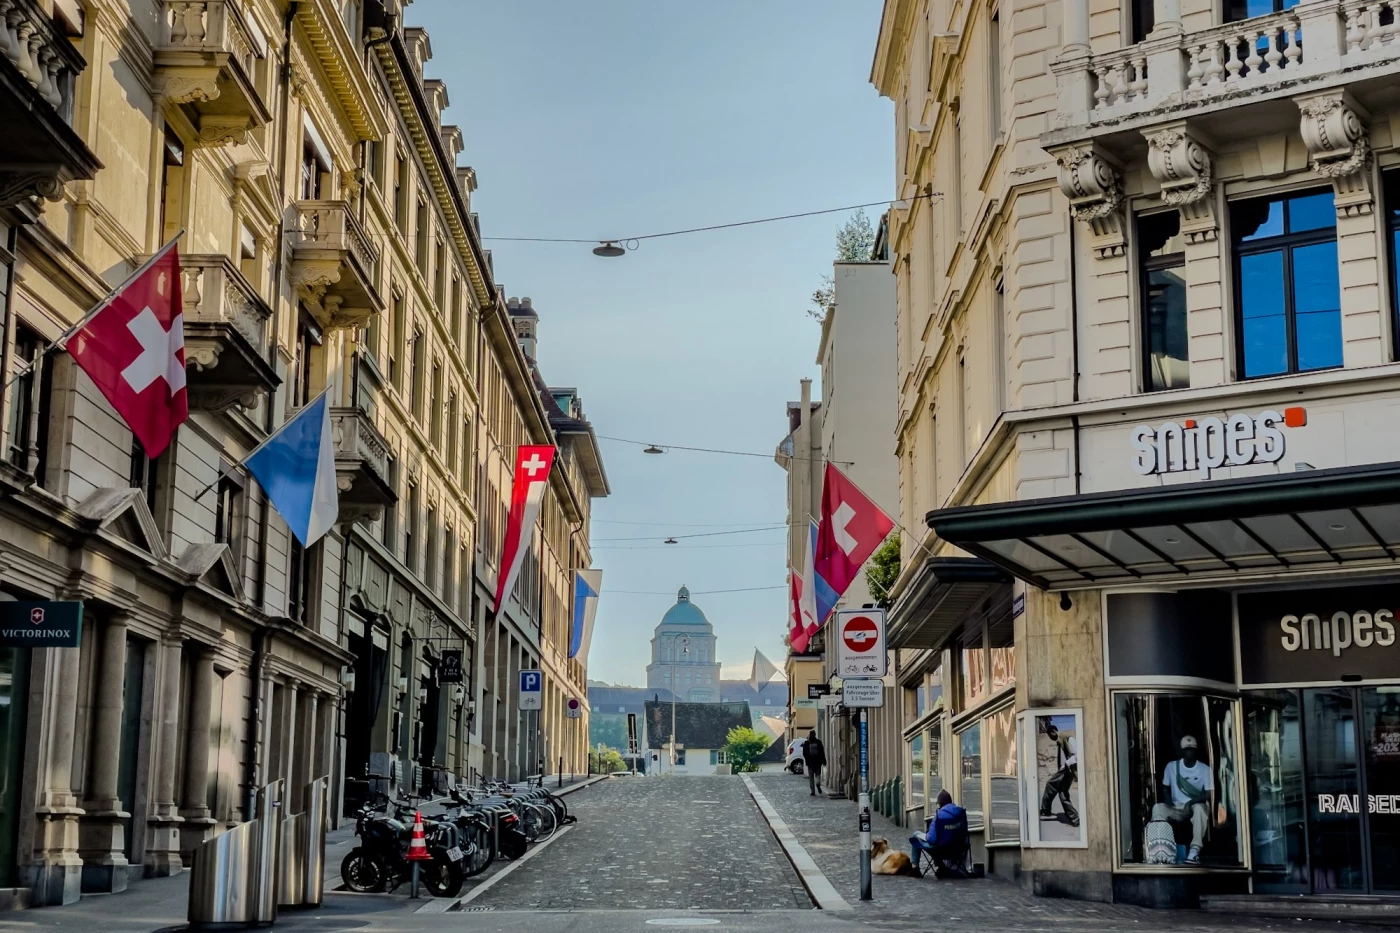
[1151,735,1213,864]
[909,790,970,877]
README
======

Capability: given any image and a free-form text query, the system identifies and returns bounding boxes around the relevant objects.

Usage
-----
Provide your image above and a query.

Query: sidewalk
[745,773,1383,932]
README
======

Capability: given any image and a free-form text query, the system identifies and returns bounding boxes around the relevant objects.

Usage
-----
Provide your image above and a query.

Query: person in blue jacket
[909,789,970,877]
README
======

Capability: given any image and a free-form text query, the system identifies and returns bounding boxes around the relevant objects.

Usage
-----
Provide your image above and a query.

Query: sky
[410,1,894,685]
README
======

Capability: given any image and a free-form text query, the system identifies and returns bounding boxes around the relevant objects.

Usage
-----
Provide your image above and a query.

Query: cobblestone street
[472,775,812,910]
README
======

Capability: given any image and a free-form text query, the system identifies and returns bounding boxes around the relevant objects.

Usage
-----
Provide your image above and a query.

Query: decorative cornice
[1297,91,1373,216]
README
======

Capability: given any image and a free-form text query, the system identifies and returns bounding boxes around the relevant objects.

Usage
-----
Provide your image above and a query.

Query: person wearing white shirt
[1152,735,1213,863]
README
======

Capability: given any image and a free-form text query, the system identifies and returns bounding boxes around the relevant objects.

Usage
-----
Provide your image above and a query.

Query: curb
[740,774,851,911]
[554,774,609,797]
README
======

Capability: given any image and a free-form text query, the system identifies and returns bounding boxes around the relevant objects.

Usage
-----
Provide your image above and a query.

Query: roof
[587,685,679,713]
[659,586,711,627]
[755,737,787,764]
[644,701,752,750]
[928,460,1400,590]
[887,558,1011,650]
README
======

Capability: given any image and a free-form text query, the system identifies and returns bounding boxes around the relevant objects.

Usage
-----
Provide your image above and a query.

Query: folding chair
[916,835,973,879]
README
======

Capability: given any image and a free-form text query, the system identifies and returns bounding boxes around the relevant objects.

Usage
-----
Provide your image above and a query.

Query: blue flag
[245,391,339,547]
[569,569,601,659]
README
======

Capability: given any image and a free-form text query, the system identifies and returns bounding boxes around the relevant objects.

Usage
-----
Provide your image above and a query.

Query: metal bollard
[188,821,257,927]
[252,780,284,925]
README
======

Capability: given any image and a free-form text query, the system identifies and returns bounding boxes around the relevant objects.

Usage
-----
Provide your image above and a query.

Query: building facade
[875,0,1400,908]
[645,586,721,703]
[641,700,751,776]
[0,0,602,909]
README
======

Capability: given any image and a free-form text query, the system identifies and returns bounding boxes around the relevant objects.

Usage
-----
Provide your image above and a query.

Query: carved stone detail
[0,168,65,207]
[159,72,221,105]
[1297,92,1372,215]
[1144,124,1219,241]
[196,116,249,147]
[290,260,341,307]
[1053,145,1125,257]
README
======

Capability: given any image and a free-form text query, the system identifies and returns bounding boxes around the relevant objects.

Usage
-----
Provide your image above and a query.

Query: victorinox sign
[1130,407,1307,478]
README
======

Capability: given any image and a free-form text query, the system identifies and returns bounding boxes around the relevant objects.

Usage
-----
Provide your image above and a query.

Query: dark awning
[927,461,1400,590]
[887,557,1010,649]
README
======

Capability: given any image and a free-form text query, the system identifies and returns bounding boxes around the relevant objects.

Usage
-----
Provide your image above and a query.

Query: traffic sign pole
[859,709,872,901]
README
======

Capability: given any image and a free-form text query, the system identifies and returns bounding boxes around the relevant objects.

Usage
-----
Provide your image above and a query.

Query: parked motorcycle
[340,802,465,897]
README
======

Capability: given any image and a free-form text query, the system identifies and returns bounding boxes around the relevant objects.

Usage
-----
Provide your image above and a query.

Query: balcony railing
[0,0,84,120]
[180,254,270,354]
[1054,0,1400,130]
[179,254,279,411]
[289,200,383,329]
[161,0,259,79]
[154,0,268,142]
[330,406,396,525]
[292,200,378,275]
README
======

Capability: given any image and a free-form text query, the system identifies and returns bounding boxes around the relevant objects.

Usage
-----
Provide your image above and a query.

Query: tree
[808,209,877,322]
[866,536,901,609]
[590,743,626,774]
[724,726,772,773]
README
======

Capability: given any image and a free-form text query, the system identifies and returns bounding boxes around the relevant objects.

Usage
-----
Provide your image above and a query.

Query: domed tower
[645,586,722,702]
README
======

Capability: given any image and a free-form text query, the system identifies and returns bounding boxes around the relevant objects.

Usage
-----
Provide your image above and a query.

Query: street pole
[858,707,872,901]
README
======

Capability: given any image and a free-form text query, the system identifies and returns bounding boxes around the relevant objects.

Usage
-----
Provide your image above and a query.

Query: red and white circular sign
[842,615,879,653]
[567,697,581,711]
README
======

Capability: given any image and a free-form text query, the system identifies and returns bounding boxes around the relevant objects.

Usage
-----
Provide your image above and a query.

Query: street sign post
[842,679,884,708]
[565,697,582,719]
[519,669,543,710]
[835,608,887,678]
[858,708,872,901]
[0,601,83,648]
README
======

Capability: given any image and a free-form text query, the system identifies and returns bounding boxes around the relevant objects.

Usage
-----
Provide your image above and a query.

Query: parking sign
[519,669,543,710]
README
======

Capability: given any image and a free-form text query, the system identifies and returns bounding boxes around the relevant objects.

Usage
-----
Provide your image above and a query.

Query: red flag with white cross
[66,242,188,458]
[493,445,557,614]
[814,462,895,603]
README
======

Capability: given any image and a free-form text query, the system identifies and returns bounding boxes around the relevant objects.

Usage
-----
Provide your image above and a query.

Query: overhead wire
[598,434,852,466]
[590,524,788,543]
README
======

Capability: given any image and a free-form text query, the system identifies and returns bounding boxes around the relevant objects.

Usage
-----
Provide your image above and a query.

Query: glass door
[1245,691,1308,891]
[1303,687,1367,892]
[0,648,29,885]
[1362,686,1400,893]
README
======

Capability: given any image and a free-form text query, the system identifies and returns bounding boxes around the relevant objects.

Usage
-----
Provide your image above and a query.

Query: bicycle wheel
[462,820,494,877]
[519,805,541,843]
[532,802,557,841]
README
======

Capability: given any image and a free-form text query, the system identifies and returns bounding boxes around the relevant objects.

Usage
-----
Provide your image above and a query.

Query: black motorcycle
[340,802,465,897]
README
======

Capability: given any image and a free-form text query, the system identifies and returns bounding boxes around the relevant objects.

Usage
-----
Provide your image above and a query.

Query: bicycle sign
[520,669,543,710]
[835,608,886,678]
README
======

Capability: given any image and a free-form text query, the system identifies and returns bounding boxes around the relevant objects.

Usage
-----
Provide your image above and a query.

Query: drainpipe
[1068,217,1082,495]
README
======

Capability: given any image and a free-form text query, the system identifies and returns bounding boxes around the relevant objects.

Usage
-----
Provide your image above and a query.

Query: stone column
[291,690,316,804]
[78,614,131,893]
[146,638,184,876]
[32,643,85,906]
[1052,0,1096,121]
[179,647,216,860]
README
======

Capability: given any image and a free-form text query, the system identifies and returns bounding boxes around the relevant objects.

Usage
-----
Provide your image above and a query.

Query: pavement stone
[472,775,812,911]
[747,773,1393,933]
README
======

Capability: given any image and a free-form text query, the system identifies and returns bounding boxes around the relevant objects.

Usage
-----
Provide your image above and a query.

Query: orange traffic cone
[406,811,433,861]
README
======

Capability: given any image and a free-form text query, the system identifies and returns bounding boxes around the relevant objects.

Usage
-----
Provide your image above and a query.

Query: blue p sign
[519,669,543,709]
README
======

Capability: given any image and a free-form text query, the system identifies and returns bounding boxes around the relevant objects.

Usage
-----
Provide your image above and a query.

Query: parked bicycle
[340,798,465,897]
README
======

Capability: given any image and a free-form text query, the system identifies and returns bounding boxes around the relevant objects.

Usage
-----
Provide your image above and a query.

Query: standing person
[1152,735,1213,864]
[803,729,827,796]
[1039,722,1080,827]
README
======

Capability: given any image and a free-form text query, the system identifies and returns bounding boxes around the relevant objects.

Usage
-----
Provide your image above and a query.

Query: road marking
[423,824,574,912]
[647,920,722,926]
[740,775,850,911]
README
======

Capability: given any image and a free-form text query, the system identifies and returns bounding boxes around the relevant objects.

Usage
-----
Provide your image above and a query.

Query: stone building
[645,586,721,702]
[875,0,1400,908]
[0,0,602,909]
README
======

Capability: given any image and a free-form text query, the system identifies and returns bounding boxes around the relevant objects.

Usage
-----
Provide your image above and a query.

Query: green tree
[808,209,877,321]
[866,536,901,609]
[590,743,626,774]
[724,726,772,773]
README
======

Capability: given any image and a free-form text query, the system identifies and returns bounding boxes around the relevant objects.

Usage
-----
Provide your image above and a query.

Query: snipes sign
[1130,407,1306,478]
[1239,584,1400,686]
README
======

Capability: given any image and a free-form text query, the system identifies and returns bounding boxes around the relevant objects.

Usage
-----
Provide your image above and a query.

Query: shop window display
[987,705,1020,842]
[961,723,984,832]
[1115,693,1242,866]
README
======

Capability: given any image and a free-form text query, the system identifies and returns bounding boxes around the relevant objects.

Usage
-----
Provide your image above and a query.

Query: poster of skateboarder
[1020,709,1087,847]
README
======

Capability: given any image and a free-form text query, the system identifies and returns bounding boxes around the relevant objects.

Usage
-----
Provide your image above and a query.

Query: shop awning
[926,461,1400,590]
[887,557,1010,649]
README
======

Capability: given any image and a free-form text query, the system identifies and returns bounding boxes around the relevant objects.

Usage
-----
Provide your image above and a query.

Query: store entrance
[1246,686,1400,895]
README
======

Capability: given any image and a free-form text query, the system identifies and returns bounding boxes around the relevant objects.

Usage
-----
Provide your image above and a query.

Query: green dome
[661,586,710,627]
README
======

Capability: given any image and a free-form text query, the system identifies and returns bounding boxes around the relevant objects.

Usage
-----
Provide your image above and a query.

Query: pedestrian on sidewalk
[803,730,827,795]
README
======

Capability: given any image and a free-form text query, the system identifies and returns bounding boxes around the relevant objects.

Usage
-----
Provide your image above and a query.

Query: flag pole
[2,231,186,391]
[190,384,337,503]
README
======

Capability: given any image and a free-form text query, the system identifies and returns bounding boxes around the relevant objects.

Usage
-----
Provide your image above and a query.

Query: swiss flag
[815,462,894,601]
[67,244,188,457]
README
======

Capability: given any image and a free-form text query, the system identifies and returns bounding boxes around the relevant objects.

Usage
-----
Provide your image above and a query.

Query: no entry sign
[835,608,886,678]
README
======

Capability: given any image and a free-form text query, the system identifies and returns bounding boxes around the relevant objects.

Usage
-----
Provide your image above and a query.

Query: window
[986,705,1020,842]
[380,457,397,550]
[429,362,442,444]
[405,483,419,570]
[1131,0,1154,43]
[389,292,405,388]
[446,393,458,475]
[288,540,314,625]
[300,129,330,201]
[130,440,160,514]
[1138,212,1190,392]
[434,240,446,307]
[408,331,425,416]
[159,128,185,244]
[674,748,686,766]
[214,468,246,569]
[415,194,429,269]
[424,507,438,589]
[394,154,408,231]
[1386,171,1400,355]
[7,324,52,482]
[292,312,322,407]
[908,733,926,815]
[1226,0,1301,22]
[1233,188,1341,379]
[960,722,984,831]
[960,635,987,711]
[1114,692,1242,866]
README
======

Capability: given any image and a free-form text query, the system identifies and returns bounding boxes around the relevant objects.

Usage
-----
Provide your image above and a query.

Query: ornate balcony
[289,200,384,332]
[154,0,270,146]
[179,254,279,412]
[0,0,100,209]
[330,407,395,526]
[1046,0,1400,145]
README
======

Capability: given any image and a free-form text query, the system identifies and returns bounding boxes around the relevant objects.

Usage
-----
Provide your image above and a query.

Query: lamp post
[669,634,689,772]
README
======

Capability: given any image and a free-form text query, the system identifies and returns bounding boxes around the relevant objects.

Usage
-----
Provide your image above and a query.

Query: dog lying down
[870,837,920,876]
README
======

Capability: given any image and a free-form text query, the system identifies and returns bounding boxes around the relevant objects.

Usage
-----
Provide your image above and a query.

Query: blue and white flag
[569,569,601,659]
[245,390,339,547]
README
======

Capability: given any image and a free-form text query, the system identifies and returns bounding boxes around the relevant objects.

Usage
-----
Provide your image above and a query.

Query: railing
[0,0,85,119]
[292,201,380,277]
[1060,0,1399,128]
[330,407,392,486]
[180,254,271,354]
[161,0,260,79]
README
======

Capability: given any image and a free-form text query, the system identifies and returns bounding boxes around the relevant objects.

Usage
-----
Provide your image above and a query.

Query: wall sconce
[417,687,428,704]
[396,676,409,698]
